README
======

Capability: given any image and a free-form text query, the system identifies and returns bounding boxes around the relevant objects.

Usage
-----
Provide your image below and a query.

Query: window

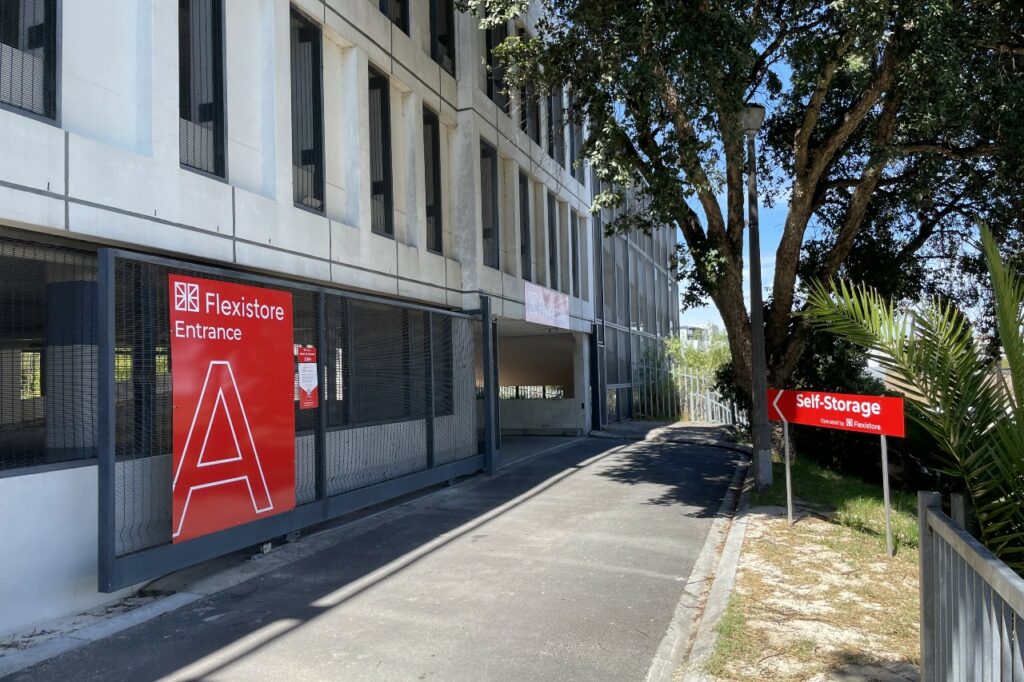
[568,91,584,180]
[0,0,57,120]
[548,85,564,166]
[369,67,394,236]
[480,140,499,269]
[379,0,408,33]
[520,88,540,145]
[518,171,531,281]
[423,107,443,253]
[570,210,580,298]
[179,0,225,177]
[485,20,509,112]
[547,191,558,288]
[429,0,455,75]
[290,10,324,211]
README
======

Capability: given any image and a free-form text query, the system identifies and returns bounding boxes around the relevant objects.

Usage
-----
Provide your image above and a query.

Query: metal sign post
[783,420,793,525]
[880,435,893,557]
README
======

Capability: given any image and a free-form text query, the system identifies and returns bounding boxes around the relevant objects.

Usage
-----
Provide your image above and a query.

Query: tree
[466,0,1024,395]
[804,225,1024,571]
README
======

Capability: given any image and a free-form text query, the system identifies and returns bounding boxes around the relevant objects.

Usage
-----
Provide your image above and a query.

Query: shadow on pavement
[10,437,739,682]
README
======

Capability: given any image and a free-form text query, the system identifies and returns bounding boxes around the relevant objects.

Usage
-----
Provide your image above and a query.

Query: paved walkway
[11,436,740,681]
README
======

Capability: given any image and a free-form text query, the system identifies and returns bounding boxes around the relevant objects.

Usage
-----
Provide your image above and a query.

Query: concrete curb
[679,462,756,682]
[645,444,751,682]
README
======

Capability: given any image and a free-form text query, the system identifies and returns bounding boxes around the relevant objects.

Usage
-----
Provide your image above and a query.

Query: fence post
[919,491,942,682]
[950,492,966,529]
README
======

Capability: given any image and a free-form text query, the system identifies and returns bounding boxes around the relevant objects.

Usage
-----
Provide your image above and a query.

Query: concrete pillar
[44,280,98,461]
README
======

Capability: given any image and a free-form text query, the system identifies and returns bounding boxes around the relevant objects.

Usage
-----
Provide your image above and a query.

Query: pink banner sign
[524,281,570,330]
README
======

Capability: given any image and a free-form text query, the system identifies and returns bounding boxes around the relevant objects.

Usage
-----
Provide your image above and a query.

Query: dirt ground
[706,506,920,682]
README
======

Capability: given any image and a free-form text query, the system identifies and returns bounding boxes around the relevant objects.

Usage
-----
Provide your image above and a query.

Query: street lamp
[741,103,773,490]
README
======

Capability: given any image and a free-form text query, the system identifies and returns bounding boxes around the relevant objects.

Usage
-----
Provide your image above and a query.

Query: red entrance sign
[169,274,296,543]
[768,388,905,438]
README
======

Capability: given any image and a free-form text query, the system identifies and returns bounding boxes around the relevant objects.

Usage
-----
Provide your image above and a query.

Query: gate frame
[97,247,487,592]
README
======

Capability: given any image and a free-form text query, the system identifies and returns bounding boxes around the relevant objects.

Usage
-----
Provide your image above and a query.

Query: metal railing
[919,491,1024,680]
[674,368,748,427]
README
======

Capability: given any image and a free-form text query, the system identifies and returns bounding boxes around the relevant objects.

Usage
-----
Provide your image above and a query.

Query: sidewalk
[7,435,742,681]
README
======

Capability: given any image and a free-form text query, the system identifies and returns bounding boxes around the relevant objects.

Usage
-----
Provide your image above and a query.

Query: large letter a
[173,361,274,540]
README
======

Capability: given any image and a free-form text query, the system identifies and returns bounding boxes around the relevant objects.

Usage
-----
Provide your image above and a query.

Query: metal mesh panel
[0,238,97,471]
[108,253,482,558]
[432,316,478,464]
[179,0,226,177]
[0,0,57,119]
[290,9,324,212]
[111,260,320,556]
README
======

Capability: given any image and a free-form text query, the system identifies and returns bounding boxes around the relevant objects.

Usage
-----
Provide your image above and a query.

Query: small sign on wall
[297,346,318,410]
[524,281,570,330]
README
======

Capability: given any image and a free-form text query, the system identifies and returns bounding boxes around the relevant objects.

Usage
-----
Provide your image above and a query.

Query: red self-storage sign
[168,274,295,543]
[768,388,905,437]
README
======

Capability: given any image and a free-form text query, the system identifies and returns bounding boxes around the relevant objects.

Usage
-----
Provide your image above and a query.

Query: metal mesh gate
[99,249,485,590]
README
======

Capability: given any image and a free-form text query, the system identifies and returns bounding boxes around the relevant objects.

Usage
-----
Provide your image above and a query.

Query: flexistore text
[174,292,286,341]
[795,393,882,419]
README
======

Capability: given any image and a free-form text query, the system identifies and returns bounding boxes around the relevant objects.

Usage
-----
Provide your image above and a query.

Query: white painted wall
[0,465,135,638]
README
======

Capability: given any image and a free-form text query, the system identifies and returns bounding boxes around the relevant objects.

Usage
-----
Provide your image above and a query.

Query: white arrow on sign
[772,388,787,424]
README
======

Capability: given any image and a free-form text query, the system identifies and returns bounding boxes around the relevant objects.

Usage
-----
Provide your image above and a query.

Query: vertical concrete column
[44,280,98,461]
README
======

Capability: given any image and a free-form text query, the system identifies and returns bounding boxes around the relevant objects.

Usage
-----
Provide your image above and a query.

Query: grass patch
[753,456,919,552]
[705,594,753,678]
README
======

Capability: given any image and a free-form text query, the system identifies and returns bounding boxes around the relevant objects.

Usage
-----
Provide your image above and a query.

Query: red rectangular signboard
[768,388,905,437]
[169,274,296,543]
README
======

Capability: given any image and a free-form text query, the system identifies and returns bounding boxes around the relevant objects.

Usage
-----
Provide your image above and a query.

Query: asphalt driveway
[10,437,740,682]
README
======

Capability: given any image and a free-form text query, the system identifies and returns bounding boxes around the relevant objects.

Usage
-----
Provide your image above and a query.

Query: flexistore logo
[175,281,200,313]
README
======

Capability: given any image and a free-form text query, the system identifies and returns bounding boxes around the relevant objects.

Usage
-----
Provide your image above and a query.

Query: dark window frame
[289,8,326,213]
[423,106,443,254]
[369,66,394,237]
[428,0,455,76]
[548,85,564,167]
[547,191,558,288]
[570,209,580,298]
[518,170,531,282]
[484,19,509,113]
[0,0,61,124]
[178,0,227,179]
[378,0,409,34]
[480,140,500,270]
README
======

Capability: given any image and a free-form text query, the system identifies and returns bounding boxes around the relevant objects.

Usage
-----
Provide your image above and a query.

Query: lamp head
[740,104,766,134]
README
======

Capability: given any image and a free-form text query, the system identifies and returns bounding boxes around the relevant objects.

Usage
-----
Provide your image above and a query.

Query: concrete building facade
[0,0,674,638]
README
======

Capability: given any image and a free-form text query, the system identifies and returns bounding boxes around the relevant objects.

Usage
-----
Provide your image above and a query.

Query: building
[0,0,677,638]
[680,323,718,351]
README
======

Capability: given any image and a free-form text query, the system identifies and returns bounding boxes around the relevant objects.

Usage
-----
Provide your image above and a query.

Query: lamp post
[740,103,773,490]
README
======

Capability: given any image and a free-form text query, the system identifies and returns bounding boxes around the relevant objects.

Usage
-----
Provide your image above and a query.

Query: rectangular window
[547,191,558,288]
[568,91,584,180]
[520,88,541,146]
[548,85,564,167]
[179,0,226,177]
[480,140,500,269]
[518,171,531,282]
[379,0,408,33]
[423,107,443,253]
[429,0,455,75]
[290,10,324,212]
[0,0,57,120]
[485,20,509,113]
[19,350,41,399]
[570,210,580,298]
[369,67,394,236]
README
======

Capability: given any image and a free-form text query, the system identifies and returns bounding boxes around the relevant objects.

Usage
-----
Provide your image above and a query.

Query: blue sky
[678,197,789,328]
